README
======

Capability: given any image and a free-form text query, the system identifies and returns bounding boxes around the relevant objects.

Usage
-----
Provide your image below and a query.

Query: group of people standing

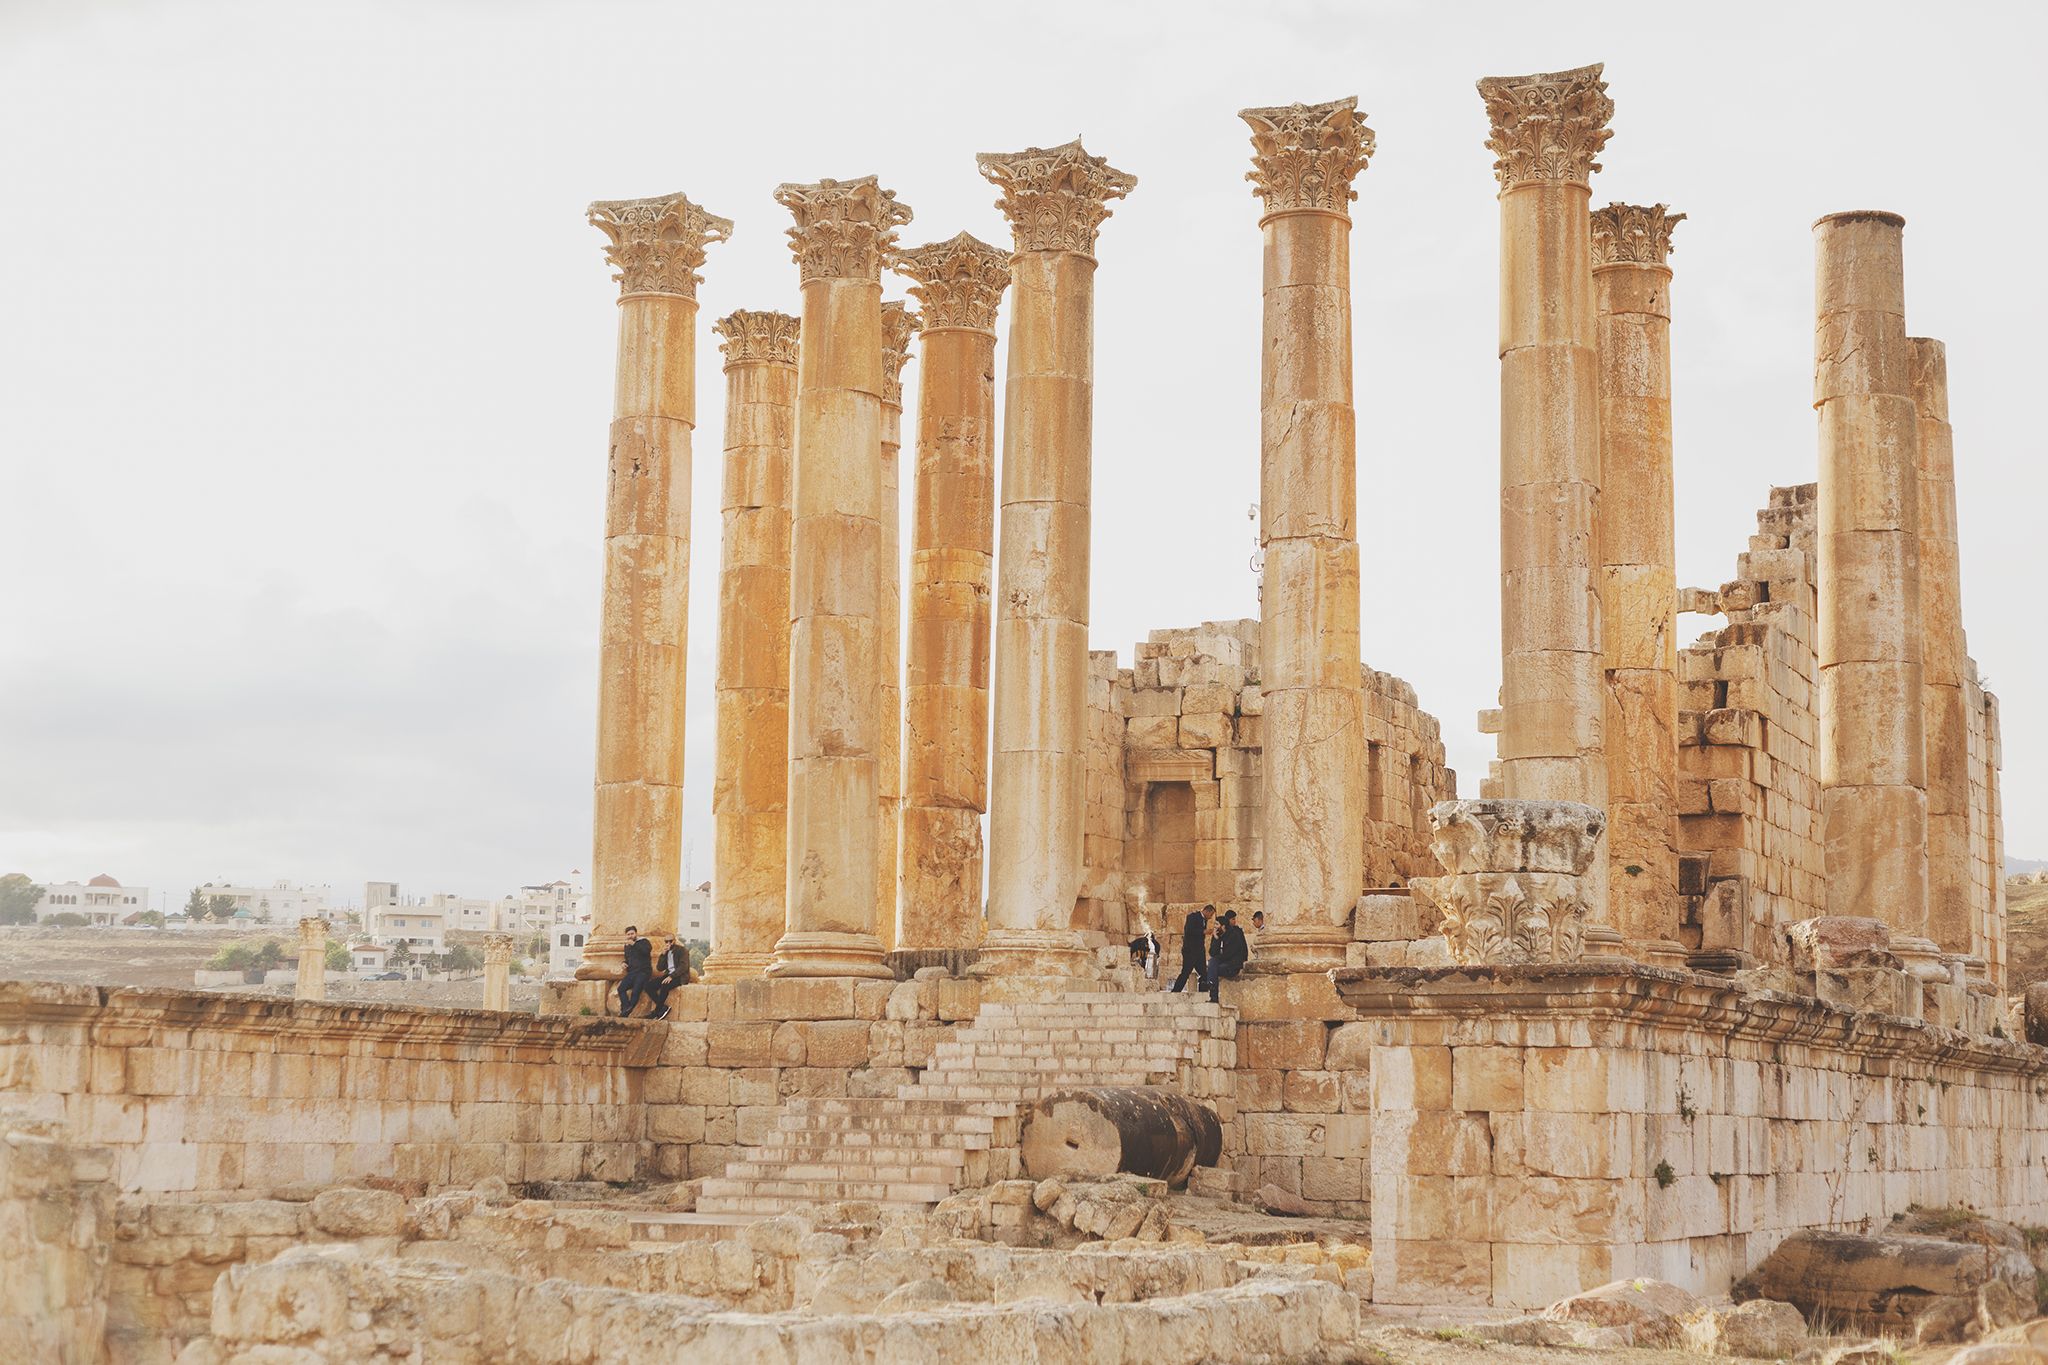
[1128,903,1257,1003]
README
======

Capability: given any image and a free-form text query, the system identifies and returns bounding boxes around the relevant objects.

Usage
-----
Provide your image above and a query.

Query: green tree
[446,943,481,973]
[184,887,207,918]
[0,873,44,925]
[205,895,237,920]
[684,938,710,975]
[324,940,352,972]
[390,942,414,967]
[49,911,87,928]
[251,939,286,972]
[206,943,255,971]
[134,910,165,928]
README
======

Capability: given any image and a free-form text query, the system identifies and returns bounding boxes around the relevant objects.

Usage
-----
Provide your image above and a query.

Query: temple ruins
[7,61,2044,1363]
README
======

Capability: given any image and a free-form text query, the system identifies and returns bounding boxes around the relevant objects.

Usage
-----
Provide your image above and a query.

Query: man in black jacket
[1208,909,1248,1003]
[645,934,690,1021]
[1168,904,1212,994]
[616,925,654,1017]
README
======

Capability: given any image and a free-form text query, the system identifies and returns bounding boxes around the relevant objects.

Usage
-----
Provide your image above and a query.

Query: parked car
[371,971,404,981]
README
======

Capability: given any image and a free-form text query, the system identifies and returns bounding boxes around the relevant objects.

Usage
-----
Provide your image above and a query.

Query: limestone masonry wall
[1101,619,1454,950]
[0,982,658,1195]
[1,1109,114,1362]
[1675,485,1825,963]
[1341,963,2048,1310]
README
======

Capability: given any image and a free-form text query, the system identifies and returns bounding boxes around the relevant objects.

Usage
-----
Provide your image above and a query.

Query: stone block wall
[1229,1010,1372,1220]
[1339,963,2048,1309]
[0,1110,114,1363]
[641,974,974,1180]
[0,982,659,1195]
[1103,618,1454,958]
[1675,485,1824,962]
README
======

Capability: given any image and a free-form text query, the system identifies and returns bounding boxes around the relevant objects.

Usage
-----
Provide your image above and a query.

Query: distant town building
[350,943,393,976]
[362,877,588,950]
[34,874,148,925]
[194,881,332,924]
[680,881,713,942]
[548,926,589,980]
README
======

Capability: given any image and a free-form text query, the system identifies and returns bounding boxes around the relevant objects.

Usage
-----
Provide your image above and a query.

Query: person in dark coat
[1169,904,1213,994]
[616,925,654,1017]
[1208,909,1249,1003]
[645,933,690,1021]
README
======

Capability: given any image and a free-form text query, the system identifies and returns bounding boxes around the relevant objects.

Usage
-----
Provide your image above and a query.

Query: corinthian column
[1814,211,1927,937]
[1591,203,1684,958]
[1911,337,1971,957]
[1239,97,1373,975]
[976,140,1135,984]
[875,301,919,953]
[769,177,911,981]
[579,193,731,987]
[703,310,800,982]
[1478,64,1614,926]
[894,233,1011,949]
[295,917,326,1001]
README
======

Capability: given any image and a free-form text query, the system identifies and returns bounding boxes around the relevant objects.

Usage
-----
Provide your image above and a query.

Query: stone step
[927,1045,1190,1065]
[785,1096,1010,1117]
[723,1159,964,1185]
[766,1124,981,1151]
[698,1176,955,1205]
[696,1193,934,1216]
[625,1211,762,1243]
[757,1139,970,1166]
[778,1111,1001,1137]
[906,1080,1161,1102]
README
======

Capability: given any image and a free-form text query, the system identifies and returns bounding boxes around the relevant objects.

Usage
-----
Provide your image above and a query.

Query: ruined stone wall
[0,982,658,1195]
[1344,963,2048,1310]
[1103,619,1454,951]
[0,1110,113,1362]
[1675,486,1824,962]
[642,975,975,1182]
[1966,671,2007,985]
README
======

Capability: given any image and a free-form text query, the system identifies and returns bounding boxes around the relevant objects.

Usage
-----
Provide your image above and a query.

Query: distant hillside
[2008,856,2048,876]
[2010,877,2048,993]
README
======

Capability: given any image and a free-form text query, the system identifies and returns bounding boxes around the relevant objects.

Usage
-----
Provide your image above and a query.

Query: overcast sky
[3,0,2041,910]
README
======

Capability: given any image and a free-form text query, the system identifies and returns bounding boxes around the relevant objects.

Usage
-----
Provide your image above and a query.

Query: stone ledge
[0,980,664,1067]
[1333,963,2048,1073]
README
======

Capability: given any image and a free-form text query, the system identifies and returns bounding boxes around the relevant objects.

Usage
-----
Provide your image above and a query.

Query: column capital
[773,176,912,284]
[881,301,921,408]
[1239,95,1375,218]
[714,310,801,368]
[893,232,1011,332]
[587,192,733,299]
[1476,63,1614,191]
[976,138,1137,259]
[1591,203,1684,266]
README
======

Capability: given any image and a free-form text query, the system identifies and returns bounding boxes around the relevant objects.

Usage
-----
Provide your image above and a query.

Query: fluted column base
[574,937,625,983]
[766,930,892,980]
[1245,925,1350,976]
[700,950,774,983]
[968,927,1092,981]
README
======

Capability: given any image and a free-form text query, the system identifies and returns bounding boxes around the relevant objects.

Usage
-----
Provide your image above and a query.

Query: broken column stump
[1019,1087,1221,1187]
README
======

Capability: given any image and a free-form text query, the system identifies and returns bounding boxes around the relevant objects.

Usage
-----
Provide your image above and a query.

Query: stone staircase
[696,990,1236,1215]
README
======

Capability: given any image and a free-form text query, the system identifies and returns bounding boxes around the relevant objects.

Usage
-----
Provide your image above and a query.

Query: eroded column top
[1239,95,1375,220]
[773,176,913,284]
[714,310,801,369]
[1591,203,1684,267]
[1476,63,1614,192]
[976,138,1137,259]
[893,232,1012,332]
[587,192,733,299]
[881,301,921,408]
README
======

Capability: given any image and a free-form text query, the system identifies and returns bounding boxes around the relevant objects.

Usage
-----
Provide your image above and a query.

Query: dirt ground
[2008,878,2048,992]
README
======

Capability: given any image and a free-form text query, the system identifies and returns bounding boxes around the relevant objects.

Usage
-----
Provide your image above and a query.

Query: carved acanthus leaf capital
[587,192,733,299]
[880,302,921,408]
[976,138,1137,258]
[892,232,1012,331]
[774,177,912,284]
[1591,203,1684,266]
[1240,96,1375,217]
[1476,63,1614,191]
[714,310,801,368]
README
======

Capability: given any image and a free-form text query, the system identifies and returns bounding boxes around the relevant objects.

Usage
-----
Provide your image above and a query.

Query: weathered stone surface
[1738,1227,2038,1343]
[1679,1298,1808,1359]
[1543,1277,1703,1347]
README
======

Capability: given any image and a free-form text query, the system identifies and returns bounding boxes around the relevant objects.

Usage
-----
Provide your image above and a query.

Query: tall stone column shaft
[482,934,513,1012]
[1813,210,1928,935]
[295,917,326,1001]
[977,140,1135,982]
[580,193,730,984]
[1478,64,1615,925]
[895,234,1011,949]
[769,176,911,981]
[703,311,800,982]
[1909,337,1971,956]
[1240,97,1373,975]
[1592,203,1683,954]
[875,303,919,954]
